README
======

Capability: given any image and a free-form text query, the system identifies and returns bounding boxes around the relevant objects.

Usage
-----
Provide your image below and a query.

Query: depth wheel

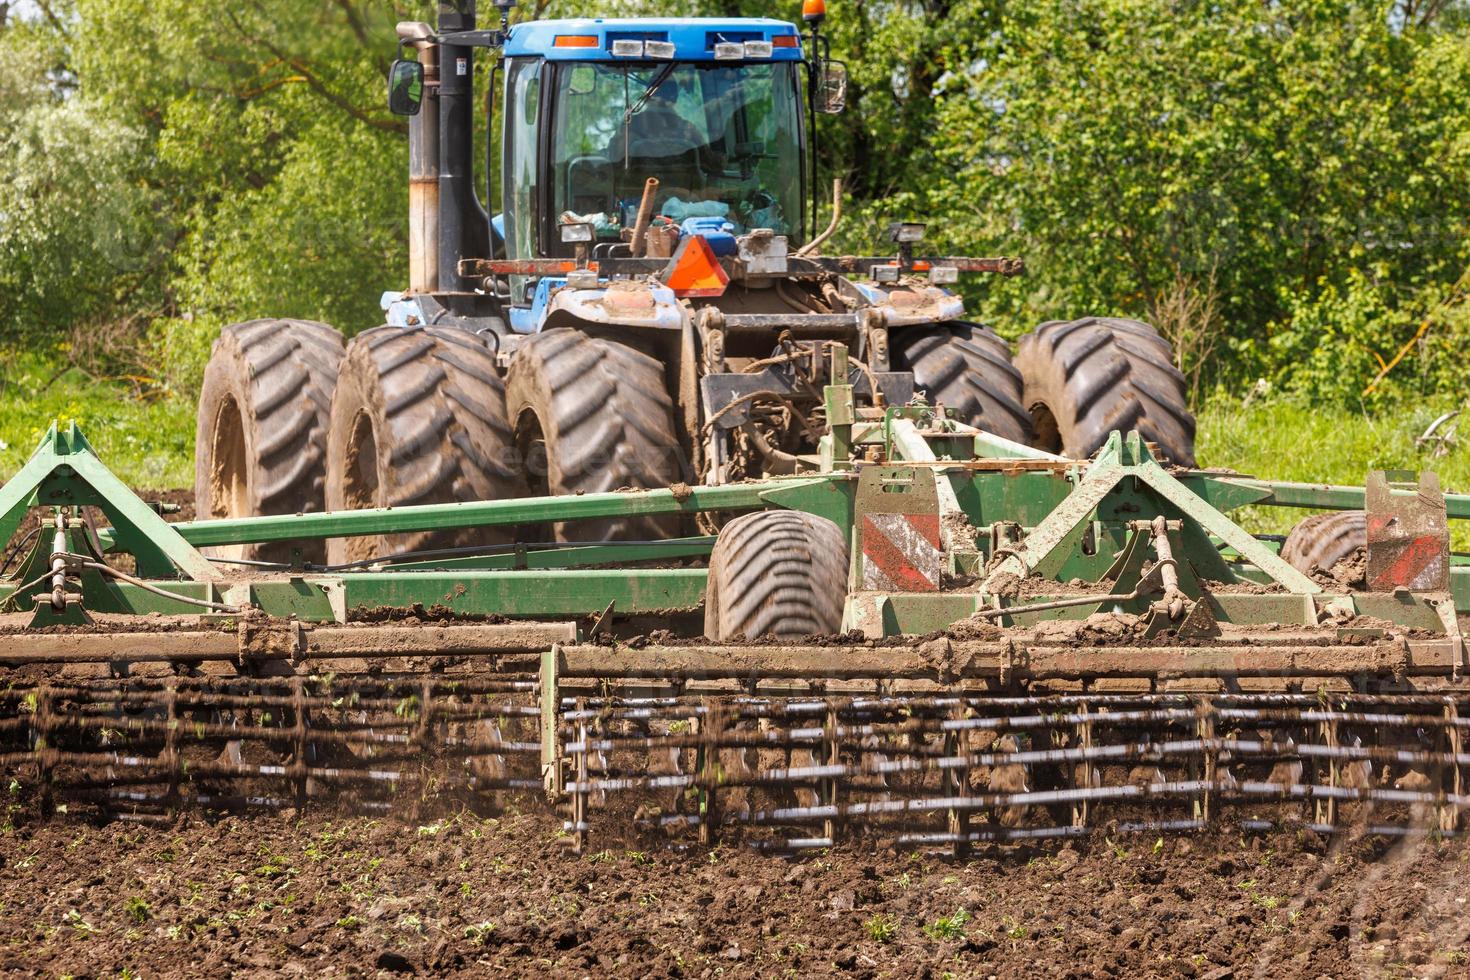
[1014,317,1196,465]
[891,321,1033,444]
[194,318,344,563]
[326,325,524,566]
[704,510,848,641]
[505,328,683,542]
[1281,511,1366,575]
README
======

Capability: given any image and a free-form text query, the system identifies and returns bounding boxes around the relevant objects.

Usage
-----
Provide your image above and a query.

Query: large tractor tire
[505,328,683,542]
[1014,317,1197,466]
[704,510,848,641]
[1280,510,1366,575]
[326,325,524,566]
[194,318,344,563]
[891,322,1033,444]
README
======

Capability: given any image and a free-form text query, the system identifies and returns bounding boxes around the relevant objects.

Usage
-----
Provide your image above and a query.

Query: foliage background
[2,0,1470,491]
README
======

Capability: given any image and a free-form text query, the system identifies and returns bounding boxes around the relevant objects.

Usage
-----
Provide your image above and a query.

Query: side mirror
[388,59,424,117]
[816,60,847,114]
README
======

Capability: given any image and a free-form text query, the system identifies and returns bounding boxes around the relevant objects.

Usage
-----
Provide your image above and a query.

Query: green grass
[2,346,1467,545]
[1196,392,1470,545]
[0,351,194,489]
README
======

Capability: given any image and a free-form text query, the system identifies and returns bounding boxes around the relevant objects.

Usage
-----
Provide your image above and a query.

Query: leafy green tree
[4,0,1470,413]
[916,0,1470,404]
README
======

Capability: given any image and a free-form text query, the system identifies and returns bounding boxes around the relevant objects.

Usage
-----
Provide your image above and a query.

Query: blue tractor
[193,1,1195,568]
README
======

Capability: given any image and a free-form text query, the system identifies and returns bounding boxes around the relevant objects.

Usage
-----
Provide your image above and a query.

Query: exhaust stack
[398,22,439,295]
[436,0,490,293]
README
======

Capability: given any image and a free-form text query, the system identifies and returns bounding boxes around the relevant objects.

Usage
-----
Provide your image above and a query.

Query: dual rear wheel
[196,322,689,568]
[194,315,1196,629]
[893,317,1197,465]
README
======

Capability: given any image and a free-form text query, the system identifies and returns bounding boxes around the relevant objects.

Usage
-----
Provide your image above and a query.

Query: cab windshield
[549,60,804,248]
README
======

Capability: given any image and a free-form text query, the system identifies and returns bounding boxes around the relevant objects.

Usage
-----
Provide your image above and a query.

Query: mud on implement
[6,5,1470,854]
[4,353,1470,853]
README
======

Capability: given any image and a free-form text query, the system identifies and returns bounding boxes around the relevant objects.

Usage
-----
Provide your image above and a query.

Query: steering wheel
[565,154,613,214]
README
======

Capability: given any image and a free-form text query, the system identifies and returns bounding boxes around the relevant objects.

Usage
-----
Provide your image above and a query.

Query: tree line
[1,0,1467,409]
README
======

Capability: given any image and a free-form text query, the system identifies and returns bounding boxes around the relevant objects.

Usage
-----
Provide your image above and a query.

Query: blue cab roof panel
[504,18,804,62]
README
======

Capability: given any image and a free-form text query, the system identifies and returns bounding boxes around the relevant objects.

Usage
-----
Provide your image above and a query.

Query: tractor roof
[503,18,804,62]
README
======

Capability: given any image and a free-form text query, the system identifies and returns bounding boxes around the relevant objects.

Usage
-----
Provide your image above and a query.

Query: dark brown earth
[5,492,1470,977]
[1,811,1468,979]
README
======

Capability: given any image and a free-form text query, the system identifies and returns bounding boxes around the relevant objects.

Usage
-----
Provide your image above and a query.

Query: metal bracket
[1366,469,1449,592]
[0,423,218,582]
[855,464,943,592]
[980,431,1321,597]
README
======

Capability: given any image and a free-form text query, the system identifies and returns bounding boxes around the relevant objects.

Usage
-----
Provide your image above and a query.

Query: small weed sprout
[122,897,150,924]
[465,921,496,945]
[923,908,970,941]
[336,914,364,929]
[63,909,96,936]
[254,857,291,879]
[864,914,897,943]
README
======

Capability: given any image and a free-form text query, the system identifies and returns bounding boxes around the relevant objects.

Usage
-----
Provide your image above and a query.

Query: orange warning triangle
[661,235,730,298]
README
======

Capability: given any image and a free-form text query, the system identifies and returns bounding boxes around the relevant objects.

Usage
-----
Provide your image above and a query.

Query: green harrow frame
[3,345,1470,848]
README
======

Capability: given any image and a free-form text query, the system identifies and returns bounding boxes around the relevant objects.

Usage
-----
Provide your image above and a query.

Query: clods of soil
[1,812,1467,978]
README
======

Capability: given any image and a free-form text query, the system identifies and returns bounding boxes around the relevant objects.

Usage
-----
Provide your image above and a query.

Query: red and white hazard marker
[860,513,944,592]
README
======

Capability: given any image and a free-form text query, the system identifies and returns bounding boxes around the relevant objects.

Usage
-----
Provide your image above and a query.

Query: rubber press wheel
[326,325,525,566]
[1280,510,1367,575]
[891,321,1034,444]
[194,318,344,563]
[1014,317,1197,465]
[505,328,683,542]
[704,510,849,641]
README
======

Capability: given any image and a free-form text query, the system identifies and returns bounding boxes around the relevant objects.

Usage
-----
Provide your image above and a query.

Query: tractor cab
[374,3,1034,494]
[498,19,815,276]
[384,9,843,325]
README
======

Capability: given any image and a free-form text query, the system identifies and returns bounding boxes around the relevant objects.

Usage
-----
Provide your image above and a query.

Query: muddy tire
[194,318,344,563]
[891,322,1033,444]
[505,329,683,542]
[704,510,848,640]
[325,325,524,566]
[1015,317,1196,465]
[1281,510,1366,575]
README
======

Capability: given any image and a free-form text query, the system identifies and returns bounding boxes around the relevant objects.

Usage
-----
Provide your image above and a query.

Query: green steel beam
[1223,478,1470,518]
[3,569,705,622]
[0,579,215,616]
[972,431,1066,461]
[384,536,718,571]
[327,568,708,618]
[133,479,839,548]
[757,476,856,541]
[1177,475,1275,513]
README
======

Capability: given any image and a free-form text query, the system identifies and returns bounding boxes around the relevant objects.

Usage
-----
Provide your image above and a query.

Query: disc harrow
[4,654,1469,852]
[3,344,1470,849]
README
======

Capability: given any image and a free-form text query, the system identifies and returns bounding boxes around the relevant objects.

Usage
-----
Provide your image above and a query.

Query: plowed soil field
[1,811,1467,978]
